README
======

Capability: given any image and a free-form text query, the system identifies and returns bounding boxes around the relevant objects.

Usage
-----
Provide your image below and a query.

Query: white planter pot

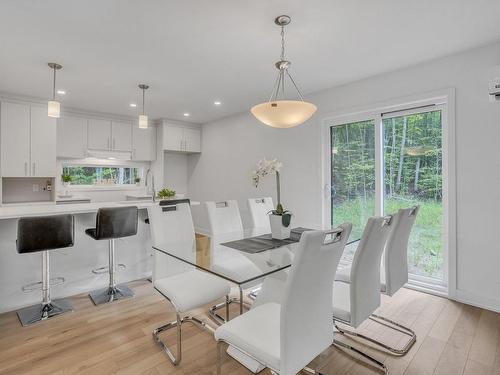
[269,214,291,240]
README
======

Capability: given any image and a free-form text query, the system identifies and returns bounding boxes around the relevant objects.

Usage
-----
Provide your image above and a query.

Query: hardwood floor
[0,280,499,375]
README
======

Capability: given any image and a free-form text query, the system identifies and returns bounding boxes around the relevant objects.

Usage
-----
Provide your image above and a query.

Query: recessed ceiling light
[57,90,66,95]
[214,101,221,106]
[129,103,137,108]
[183,113,190,117]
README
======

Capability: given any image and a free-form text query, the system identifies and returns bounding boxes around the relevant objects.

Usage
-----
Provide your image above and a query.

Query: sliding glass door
[330,120,375,261]
[328,105,446,287]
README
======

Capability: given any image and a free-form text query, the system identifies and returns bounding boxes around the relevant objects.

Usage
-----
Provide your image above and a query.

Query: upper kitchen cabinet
[1,102,31,177]
[57,115,87,158]
[0,102,56,177]
[132,123,156,161]
[87,119,132,151]
[30,106,57,177]
[87,119,112,150]
[111,121,132,151]
[162,124,201,153]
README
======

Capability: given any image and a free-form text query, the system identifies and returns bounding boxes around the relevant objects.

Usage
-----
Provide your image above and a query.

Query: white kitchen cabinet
[111,121,132,151]
[132,123,156,161]
[0,102,56,177]
[1,102,30,177]
[162,126,184,152]
[87,119,112,150]
[57,115,87,158]
[162,125,201,153]
[183,127,201,153]
[30,106,56,177]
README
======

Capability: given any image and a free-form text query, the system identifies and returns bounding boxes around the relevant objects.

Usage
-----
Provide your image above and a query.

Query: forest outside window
[328,105,445,286]
[62,165,139,186]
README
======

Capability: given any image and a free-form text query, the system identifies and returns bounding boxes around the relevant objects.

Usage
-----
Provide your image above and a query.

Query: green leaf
[281,213,291,227]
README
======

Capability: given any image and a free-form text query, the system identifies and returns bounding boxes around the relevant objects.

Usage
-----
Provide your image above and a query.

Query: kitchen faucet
[145,168,156,202]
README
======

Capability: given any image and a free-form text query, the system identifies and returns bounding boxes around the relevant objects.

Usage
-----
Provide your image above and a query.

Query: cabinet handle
[133,149,136,159]
[107,137,110,149]
[24,162,28,176]
[113,138,116,149]
[32,162,36,176]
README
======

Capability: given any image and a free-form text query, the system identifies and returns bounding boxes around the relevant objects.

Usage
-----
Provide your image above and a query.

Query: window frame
[320,89,456,297]
[60,160,144,191]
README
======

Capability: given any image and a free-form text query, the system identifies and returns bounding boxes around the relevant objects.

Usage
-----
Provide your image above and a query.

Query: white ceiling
[1,0,500,124]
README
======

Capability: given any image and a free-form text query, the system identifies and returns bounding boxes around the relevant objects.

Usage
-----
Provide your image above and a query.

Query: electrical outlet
[32,184,39,192]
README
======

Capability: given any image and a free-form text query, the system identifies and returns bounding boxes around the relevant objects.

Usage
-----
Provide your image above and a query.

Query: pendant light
[251,15,317,128]
[47,63,62,118]
[138,84,149,129]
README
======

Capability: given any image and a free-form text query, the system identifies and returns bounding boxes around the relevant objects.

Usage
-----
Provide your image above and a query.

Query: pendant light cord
[142,87,145,115]
[52,67,56,100]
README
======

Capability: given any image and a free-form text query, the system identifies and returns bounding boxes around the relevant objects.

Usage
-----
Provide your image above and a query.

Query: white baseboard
[453,289,500,313]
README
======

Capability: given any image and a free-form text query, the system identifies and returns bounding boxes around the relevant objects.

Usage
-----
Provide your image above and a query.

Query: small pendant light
[250,15,317,128]
[47,63,62,118]
[138,84,149,129]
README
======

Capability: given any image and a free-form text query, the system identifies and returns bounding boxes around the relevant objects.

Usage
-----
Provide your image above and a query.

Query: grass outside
[332,196,443,279]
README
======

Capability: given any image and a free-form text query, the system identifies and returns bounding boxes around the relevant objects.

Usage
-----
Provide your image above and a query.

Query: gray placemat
[221,227,311,254]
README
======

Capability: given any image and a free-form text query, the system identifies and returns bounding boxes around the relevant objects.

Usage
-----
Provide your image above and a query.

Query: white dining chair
[205,200,243,236]
[335,206,419,356]
[215,224,352,375]
[332,216,392,372]
[148,202,231,365]
[206,199,262,319]
[247,197,274,231]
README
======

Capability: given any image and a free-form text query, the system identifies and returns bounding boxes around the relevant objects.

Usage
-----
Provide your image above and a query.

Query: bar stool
[86,206,138,305]
[16,214,75,326]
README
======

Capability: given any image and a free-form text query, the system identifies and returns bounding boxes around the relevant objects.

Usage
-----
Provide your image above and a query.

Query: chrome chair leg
[333,337,387,373]
[334,315,416,356]
[368,314,417,355]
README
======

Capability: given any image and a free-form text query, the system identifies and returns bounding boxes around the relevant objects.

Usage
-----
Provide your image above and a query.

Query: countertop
[0,200,200,219]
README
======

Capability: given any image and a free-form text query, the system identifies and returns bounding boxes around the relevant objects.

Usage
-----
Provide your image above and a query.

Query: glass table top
[153,228,360,285]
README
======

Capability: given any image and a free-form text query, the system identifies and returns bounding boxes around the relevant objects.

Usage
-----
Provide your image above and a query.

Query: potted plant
[135,177,141,186]
[252,158,292,239]
[61,173,72,187]
[157,188,176,201]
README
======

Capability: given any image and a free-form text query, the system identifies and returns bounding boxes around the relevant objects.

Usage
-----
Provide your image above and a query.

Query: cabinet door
[0,102,30,177]
[162,126,184,151]
[183,128,201,153]
[31,106,57,177]
[132,123,156,161]
[57,115,87,158]
[88,119,111,150]
[111,121,132,151]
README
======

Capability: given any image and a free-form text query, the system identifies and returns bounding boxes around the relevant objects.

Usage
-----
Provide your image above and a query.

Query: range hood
[86,150,132,160]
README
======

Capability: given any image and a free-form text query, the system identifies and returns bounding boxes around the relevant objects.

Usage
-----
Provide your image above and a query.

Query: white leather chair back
[383,206,419,296]
[349,216,391,327]
[247,197,274,231]
[280,223,352,375]
[205,200,243,236]
[148,203,195,282]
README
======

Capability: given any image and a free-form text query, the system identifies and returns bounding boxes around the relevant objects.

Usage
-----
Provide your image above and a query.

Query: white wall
[163,152,188,194]
[188,41,500,312]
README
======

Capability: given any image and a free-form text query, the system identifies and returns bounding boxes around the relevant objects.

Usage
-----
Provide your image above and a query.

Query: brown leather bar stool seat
[16,214,75,326]
[86,206,138,305]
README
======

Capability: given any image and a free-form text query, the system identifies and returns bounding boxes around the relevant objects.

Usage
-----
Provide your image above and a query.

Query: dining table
[152,227,360,373]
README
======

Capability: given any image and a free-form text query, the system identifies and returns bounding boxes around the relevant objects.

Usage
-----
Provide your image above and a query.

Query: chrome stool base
[17,299,73,327]
[89,284,134,305]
